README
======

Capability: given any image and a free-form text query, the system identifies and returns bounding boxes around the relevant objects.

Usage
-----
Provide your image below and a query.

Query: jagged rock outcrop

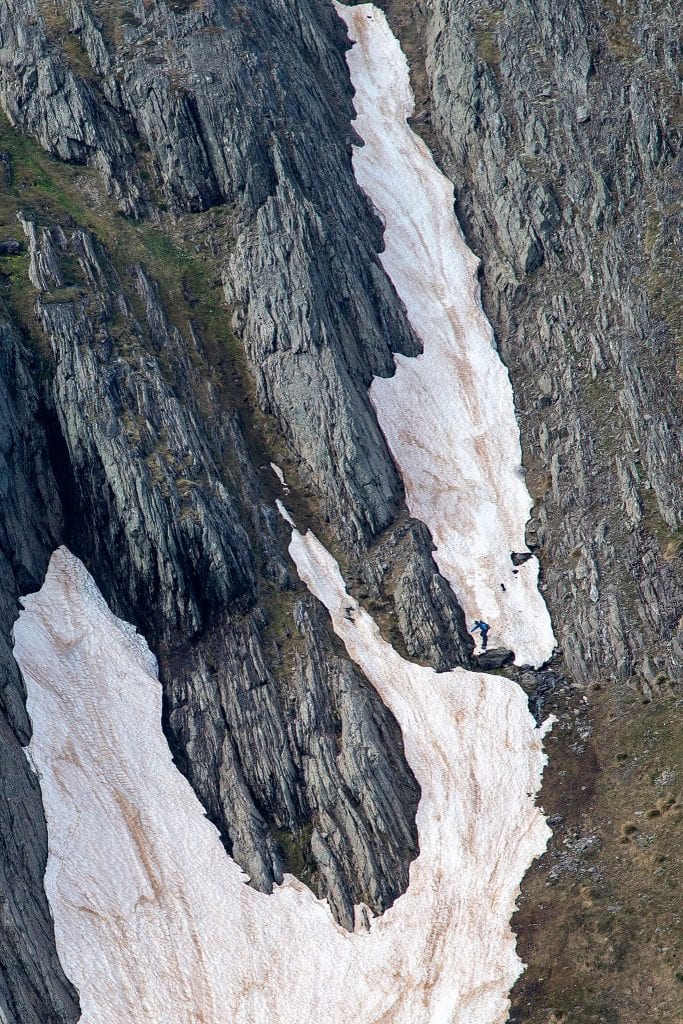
[37,237,257,634]
[16,217,423,935]
[370,518,473,670]
[399,0,683,687]
[166,595,420,925]
[0,315,79,1023]
[0,0,477,616]
[0,1,145,215]
[0,0,426,545]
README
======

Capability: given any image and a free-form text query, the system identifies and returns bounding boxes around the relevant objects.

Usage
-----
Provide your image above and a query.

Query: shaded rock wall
[20,218,423,931]
[0,0,424,544]
[0,316,79,1023]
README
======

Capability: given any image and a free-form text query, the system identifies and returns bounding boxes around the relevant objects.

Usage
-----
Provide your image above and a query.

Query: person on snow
[471,619,490,650]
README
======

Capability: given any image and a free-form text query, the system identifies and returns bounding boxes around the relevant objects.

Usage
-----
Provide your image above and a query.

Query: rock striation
[374,0,683,1015]
[0,0,426,544]
[9,0,679,1018]
[15,215,427,938]
[409,0,683,687]
[0,0,484,1008]
[0,314,80,1022]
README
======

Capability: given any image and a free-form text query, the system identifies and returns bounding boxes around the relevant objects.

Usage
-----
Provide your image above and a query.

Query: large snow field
[335,2,556,667]
[13,544,551,1024]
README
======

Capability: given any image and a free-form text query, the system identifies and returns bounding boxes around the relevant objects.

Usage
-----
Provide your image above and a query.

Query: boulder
[475,647,515,670]
[0,238,21,256]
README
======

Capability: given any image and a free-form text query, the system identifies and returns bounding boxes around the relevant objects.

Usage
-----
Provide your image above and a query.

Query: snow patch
[14,544,551,1024]
[270,462,290,493]
[335,2,556,667]
[276,497,295,527]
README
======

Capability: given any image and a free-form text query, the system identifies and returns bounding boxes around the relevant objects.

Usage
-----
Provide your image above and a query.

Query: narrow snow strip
[335,2,555,667]
[270,461,290,493]
[14,545,551,1024]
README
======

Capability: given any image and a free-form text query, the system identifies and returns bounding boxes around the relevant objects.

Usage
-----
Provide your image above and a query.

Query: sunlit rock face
[14,545,550,1024]
[335,2,555,667]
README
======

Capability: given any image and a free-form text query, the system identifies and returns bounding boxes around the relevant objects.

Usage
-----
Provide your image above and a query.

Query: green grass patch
[642,195,682,351]
[600,0,641,62]
[0,251,40,344]
[272,823,316,886]
[512,684,683,1023]
[474,7,503,66]
[36,1,99,79]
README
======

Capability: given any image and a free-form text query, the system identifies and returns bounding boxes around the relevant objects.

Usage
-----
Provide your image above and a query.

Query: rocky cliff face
[0,316,79,1022]
[0,0,679,1020]
[0,0,423,543]
[0,206,425,1022]
[412,0,683,686]
[0,1,478,1020]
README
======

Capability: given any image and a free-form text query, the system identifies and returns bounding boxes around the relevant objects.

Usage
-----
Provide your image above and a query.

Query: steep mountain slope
[11,533,548,1024]
[0,318,78,1024]
[0,0,680,1021]
[395,0,682,681]
[0,1,480,1020]
[378,0,683,1018]
[8,11,557,1017]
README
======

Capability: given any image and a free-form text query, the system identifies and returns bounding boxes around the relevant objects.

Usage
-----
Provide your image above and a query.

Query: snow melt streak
[14,546,550,1024]
[335,3,555,667]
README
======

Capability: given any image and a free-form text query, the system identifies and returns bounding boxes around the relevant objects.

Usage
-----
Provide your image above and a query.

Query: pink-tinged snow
[14,545,551,1024]
[335,2,555,667]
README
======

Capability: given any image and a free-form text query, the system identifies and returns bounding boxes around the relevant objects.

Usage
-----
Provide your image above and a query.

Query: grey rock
[26,224,422,935]
[18,216,64,292]
[475,647,515,670]
[41,253,256,636]
[418,0,683,686]
[0,0,470,602]
[0,0,146,213]
[0,316,79,1024]
[0,0,424,547]
[390,520,473,670]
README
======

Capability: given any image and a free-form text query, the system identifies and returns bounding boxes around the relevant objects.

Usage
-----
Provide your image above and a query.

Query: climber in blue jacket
[471,619,490,650]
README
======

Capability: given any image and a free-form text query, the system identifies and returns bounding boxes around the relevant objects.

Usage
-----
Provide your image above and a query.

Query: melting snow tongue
[334,2,555,668]
[14,542,550,1024]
